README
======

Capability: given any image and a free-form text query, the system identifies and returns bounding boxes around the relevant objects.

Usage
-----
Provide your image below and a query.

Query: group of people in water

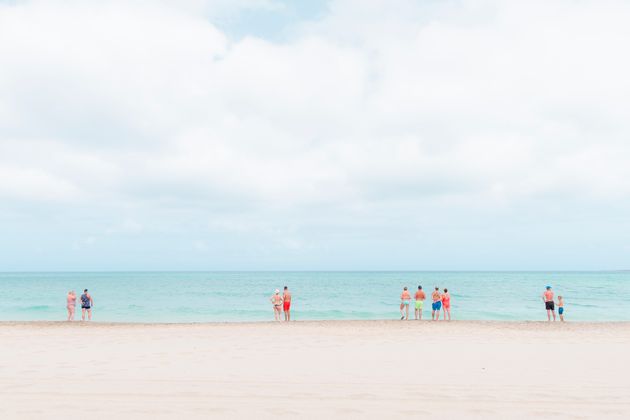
[269,284,566,322]
[65,289,94,321]
[399,286,451,321]
[542,285,565,322]
[270,286,292,321]
[268,284,454,322]
[63,284,565,323]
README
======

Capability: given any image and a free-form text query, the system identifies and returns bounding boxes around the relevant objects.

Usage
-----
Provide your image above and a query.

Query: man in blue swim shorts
[431,287,442,321]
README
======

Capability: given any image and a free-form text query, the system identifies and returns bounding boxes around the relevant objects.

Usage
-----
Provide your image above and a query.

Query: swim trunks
[415,300,423,310]
[432,301,442,311]
[402,299,410,306]
[82,305,91,310]
[558,307,564,315]
[283,301,291,311]
[545,301,555,310]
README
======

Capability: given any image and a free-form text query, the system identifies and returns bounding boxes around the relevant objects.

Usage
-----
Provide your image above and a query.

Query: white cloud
[1,0,630,269]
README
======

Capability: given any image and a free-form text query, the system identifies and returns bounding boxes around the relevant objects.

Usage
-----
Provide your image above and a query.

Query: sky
[1,0,630,271]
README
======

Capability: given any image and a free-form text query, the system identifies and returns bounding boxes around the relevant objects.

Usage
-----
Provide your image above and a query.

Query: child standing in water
[557,296,565,322]
[400,287,411,320]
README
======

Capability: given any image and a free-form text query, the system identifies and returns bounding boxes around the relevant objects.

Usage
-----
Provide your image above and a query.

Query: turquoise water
[0,271,629,322]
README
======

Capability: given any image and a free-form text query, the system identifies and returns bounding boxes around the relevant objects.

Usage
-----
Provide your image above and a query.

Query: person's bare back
[432,289,441,302]
[282,286,292,321]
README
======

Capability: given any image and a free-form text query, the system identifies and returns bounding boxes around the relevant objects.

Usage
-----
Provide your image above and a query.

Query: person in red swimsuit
[441,288,451,321]
[283,286,292,321]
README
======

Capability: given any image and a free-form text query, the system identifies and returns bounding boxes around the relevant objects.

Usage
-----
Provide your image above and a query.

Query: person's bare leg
[82,308,86,321]
[67,307,71,321]
[87,309,92,321]
[552,311,556,321]
[287,310,290,321]
[547,310,551,321]
[560,312,564,322]
[414,308,418,320]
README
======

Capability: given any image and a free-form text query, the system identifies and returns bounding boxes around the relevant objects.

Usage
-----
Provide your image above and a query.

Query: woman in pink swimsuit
[66,290,76,321]
[441,288,451,321]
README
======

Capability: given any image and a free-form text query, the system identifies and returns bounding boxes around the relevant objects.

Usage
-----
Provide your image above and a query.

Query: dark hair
[435,287,439,290]
[284,286,288,290]
[444,288,448,293]
[403,286,408,290]
[418,285,422,290]
[84,289,88,292]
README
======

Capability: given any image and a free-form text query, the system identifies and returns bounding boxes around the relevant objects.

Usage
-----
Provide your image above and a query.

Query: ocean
[0,271,628,322]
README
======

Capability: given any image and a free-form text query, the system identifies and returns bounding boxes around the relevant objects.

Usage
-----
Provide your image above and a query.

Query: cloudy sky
[1,0,629,271]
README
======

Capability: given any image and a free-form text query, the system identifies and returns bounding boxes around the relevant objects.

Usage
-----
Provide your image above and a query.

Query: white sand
[1,320,629,419]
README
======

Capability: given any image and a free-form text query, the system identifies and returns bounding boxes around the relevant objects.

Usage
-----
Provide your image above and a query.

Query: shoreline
[1,319,630,327]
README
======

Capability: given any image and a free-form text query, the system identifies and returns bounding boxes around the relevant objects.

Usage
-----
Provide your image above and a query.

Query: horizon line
[1,269,629,273]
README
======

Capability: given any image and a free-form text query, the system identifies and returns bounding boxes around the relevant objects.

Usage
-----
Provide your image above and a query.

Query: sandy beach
[1,321,629,419]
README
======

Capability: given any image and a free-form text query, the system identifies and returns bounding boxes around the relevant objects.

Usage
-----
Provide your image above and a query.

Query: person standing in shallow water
[414,286,425,320]
[431,287,442,321]
[66,291,76,321]
[557,295,565,322]
[270,289,283,321]
[80,289,93,321]
[542,286,556,322]
[283,286,292,321]
[400,287,411,320]
[441,288,451,321]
